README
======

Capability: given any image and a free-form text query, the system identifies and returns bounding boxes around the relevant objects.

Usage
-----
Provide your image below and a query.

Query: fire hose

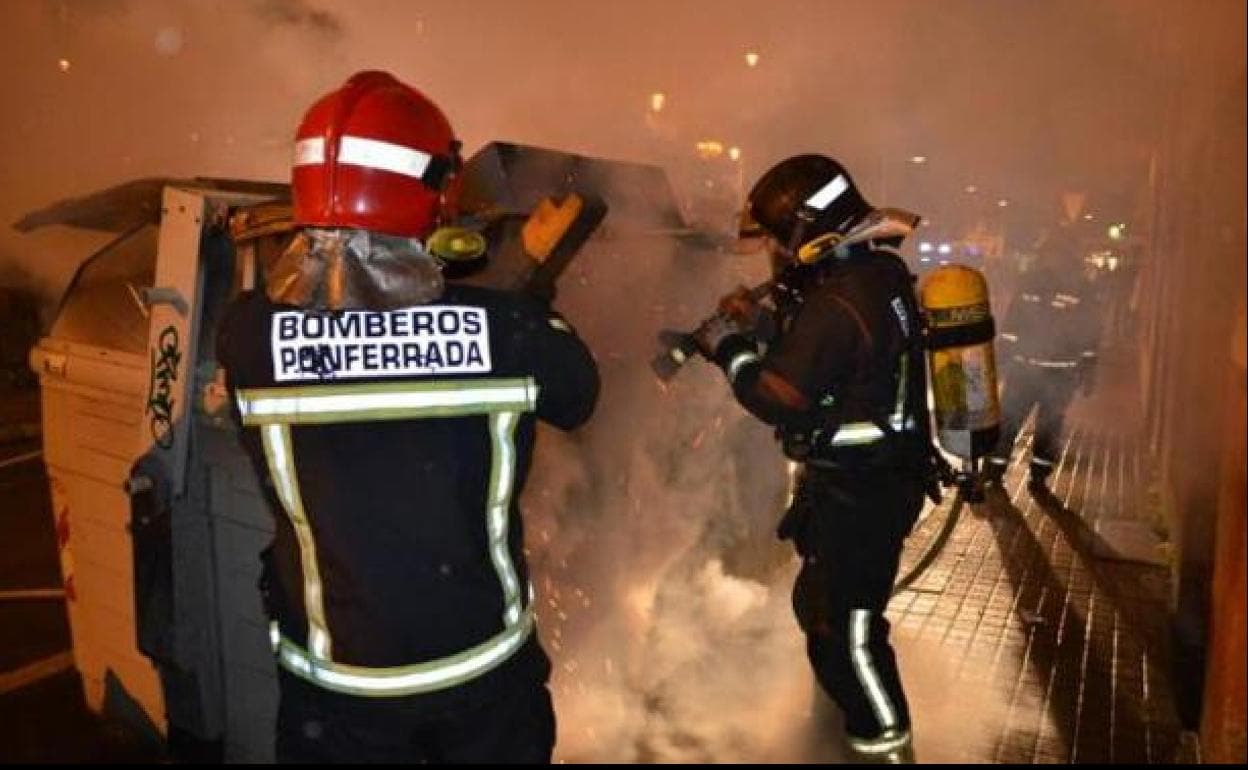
[891,477,972,595]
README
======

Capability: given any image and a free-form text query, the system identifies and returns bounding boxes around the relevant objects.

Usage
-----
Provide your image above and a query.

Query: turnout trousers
[785,463,926,741]
[994,364,1080,472]
[275,668,556,764]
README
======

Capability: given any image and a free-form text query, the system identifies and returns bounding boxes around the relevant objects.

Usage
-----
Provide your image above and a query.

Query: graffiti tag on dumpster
[146,325,181,449]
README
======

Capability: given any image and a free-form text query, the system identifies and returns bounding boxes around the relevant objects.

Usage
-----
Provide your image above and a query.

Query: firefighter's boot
[847,729,915,764]
[983,456,1009,488]
[1028,457,1054,492]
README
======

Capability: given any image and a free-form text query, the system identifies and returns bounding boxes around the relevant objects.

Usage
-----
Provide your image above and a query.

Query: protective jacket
[999,263,1099,371]
[217,284,598,706]
[715,243,930,467]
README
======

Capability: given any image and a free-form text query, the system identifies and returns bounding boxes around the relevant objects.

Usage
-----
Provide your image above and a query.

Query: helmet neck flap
[266,228,445,312]
[800,207,922,264]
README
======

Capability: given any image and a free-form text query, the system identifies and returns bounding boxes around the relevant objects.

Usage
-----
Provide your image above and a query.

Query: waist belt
[827,415,918,446]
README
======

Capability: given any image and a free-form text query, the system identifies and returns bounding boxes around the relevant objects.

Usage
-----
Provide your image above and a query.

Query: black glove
[692,286,766,358]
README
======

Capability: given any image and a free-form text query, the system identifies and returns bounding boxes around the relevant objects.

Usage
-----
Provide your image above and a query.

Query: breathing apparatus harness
[771,210,948,485]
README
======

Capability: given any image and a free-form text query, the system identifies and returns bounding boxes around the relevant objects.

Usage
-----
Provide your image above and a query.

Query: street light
[909,155,927,165]
[695,140,724,159]
[727,146,741,161]
[1083,213,1095,221]
[744,51,760,67]
[649,92,666,113]
[964,184,978,194]
[997,198,1009,208]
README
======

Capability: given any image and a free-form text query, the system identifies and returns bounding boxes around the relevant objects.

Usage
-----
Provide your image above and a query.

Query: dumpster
[28,182,284,759]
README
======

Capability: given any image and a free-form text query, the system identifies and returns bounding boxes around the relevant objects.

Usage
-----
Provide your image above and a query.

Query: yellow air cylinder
[920,264,1001,459]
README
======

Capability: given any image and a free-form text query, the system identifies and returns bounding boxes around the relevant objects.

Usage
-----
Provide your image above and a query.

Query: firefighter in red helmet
[216,71,599,762]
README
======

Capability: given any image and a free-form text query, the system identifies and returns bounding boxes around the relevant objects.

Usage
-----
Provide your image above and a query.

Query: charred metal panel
[460,141,685,231]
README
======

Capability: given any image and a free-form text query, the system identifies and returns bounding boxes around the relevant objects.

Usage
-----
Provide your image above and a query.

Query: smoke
[4,0,1241,310]
[552,560,813,763]
[0,0,352,310]
[513,210,820,759]
[249,0,345,40]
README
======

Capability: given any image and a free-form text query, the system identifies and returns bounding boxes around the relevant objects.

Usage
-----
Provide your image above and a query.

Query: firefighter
[986,224,1100,491]
[215,71,599,763]
[694,155,932,763]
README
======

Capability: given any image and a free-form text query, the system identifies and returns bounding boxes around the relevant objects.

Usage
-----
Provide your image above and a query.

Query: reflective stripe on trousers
[850,609,899,731]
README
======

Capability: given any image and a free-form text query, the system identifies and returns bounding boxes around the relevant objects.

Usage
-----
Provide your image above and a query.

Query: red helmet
[292,71,462,239]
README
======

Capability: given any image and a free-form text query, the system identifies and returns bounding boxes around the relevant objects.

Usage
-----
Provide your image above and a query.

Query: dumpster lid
[14,177,289,234]
[459,142,688,233]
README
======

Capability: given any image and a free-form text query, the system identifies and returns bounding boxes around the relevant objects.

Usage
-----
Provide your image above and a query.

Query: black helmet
[742,154,873,257]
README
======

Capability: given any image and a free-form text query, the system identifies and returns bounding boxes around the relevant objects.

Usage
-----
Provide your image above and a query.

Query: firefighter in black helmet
[986,222,1101,492]
[694,154,930,763]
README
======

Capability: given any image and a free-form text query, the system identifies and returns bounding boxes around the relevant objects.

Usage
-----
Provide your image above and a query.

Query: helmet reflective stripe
[294,137,326,166]
[804,174,849,211]
[728,351,761,382]
[850,609,899,730]
[236,378,538,426]
[548,317,573,333]
[261,423,333,661]
[487,411,525,626]
[294,135,435,181]
[274,607,535,697]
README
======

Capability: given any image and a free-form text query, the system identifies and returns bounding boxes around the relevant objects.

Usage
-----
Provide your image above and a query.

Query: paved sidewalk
[890,346,1185,764]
